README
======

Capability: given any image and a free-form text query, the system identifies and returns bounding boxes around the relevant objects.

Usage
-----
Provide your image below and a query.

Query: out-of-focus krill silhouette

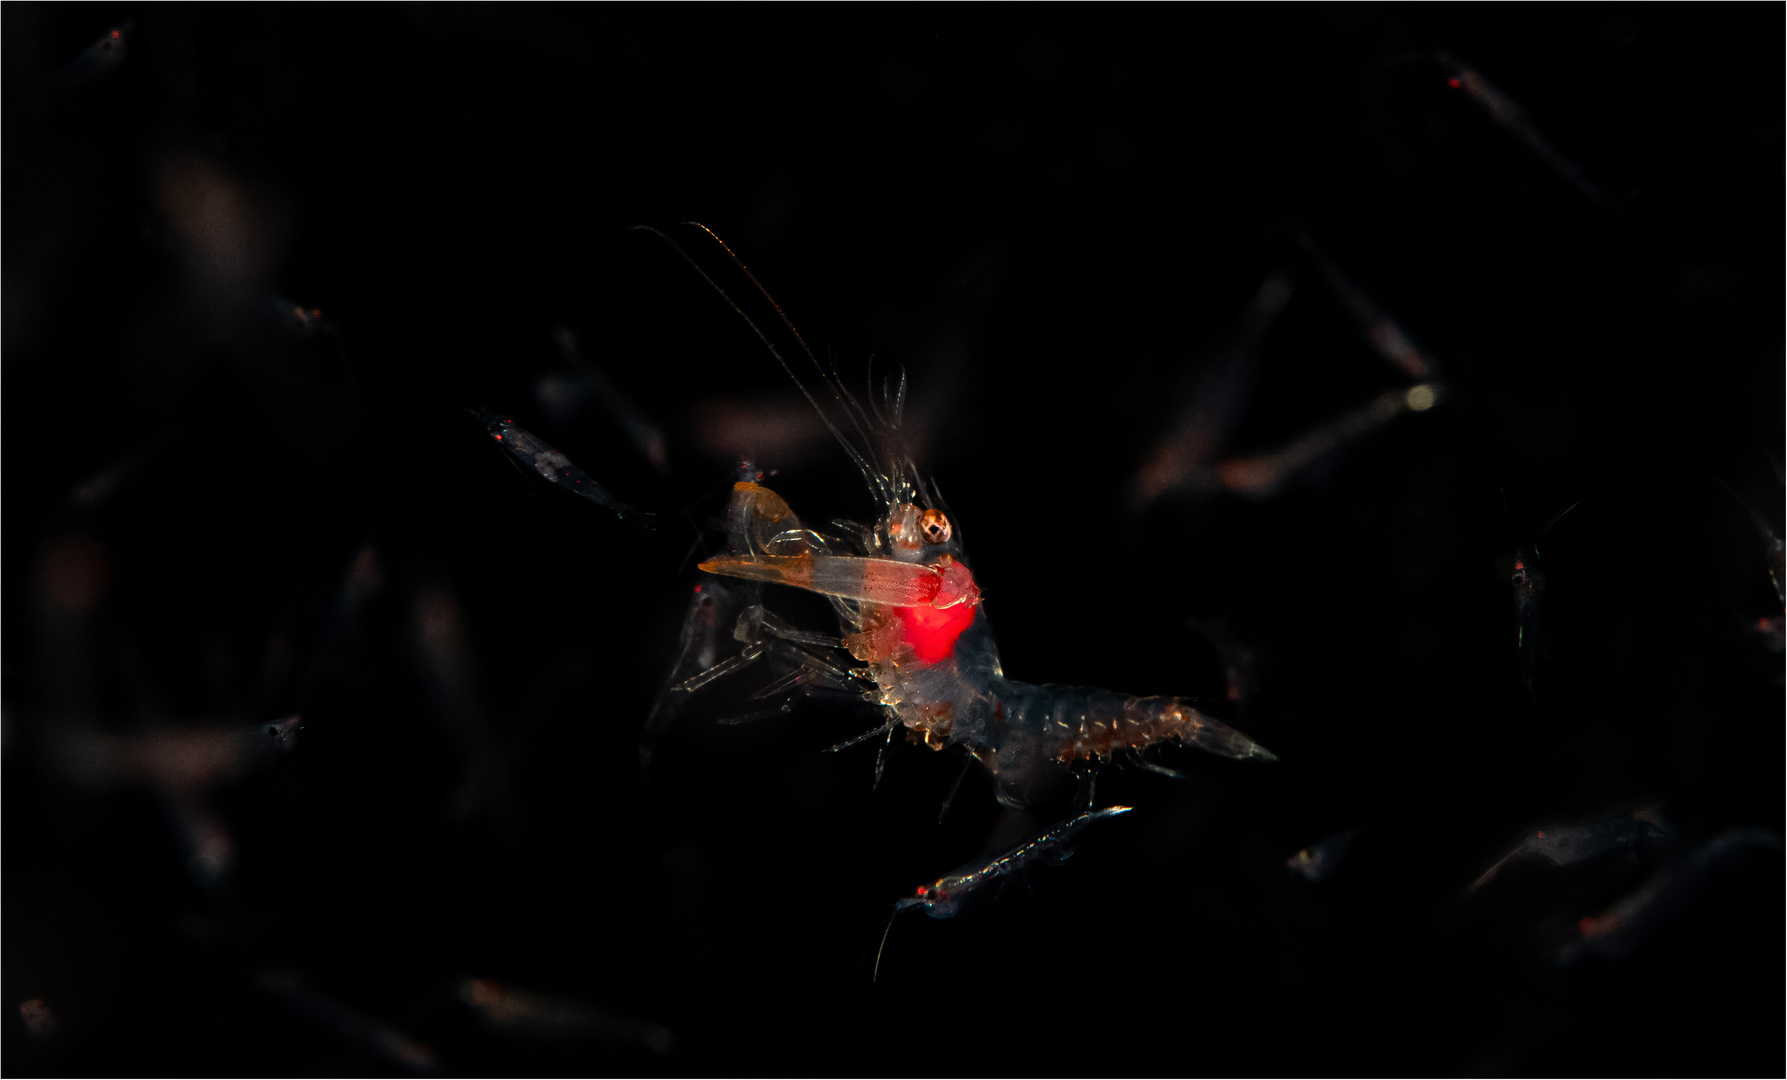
[1715,475,1785,676]
[1214,385,1439,500]
[252,970,438,1075]
[1561,829,1783,963]
[61,441,166,512]
[1185,616,1265,712]
[1288,828,1357,883]
[18,21,131,114]
[1431,50,1607,204]
[1292,229,1445,384]
[1134,233,1440,505]
[457,978,674,1054]
[52,714,302,790]
[48,715,302,885]
[270,296,333,339]
[1131,270,1292,506]
[1503,498,1580,705]
[690,394,835,470]
[406,575,568,820]
[30,519,334,887]
[1468,806,1670,896]
[539,326,671,475]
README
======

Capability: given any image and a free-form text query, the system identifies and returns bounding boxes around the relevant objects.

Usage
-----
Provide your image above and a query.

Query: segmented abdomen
[992,681,1274,780]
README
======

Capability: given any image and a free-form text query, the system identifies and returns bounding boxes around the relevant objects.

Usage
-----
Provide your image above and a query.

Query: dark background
[4,5,1782,1075]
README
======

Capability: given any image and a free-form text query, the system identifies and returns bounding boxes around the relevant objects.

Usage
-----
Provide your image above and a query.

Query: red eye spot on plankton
[1578,916,1599,936]
[1447,77,1462,89]
[916,885,928,896]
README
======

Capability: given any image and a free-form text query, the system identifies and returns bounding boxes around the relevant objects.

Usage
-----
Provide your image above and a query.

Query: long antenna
[630,224,891,507]
[1532,500,1581,543]
[872,908,899,983]
[872,898,921,983]
[685,223,890,486]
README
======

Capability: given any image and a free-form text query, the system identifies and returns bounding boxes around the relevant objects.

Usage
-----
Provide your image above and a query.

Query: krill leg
[826,719,899,754]
[641,579,753,778]
[718,702,796,725]
[676,648,763,693]
[874,724,898,789]
[1072,769,1098,814]
[1132,755,1185,779]
[937,754,973,824]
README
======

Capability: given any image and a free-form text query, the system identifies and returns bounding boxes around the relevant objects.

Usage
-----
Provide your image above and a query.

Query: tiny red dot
[1447,77,1461,89]
[1536,831,1545,838]
[1578,916,1598,935]
[916,886,927,896]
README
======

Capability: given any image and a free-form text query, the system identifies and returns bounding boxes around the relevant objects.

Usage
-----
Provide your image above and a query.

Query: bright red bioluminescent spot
[897,596,977,665]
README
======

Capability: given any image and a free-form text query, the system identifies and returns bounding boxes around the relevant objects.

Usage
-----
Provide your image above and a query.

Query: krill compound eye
[920,509,951,545]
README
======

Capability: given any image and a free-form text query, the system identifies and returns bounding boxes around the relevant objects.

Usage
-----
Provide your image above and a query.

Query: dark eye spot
[920,508,951,544]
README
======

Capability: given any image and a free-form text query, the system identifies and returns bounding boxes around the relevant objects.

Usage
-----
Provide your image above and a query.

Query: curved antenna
[873,897,922,983]
[1532,499,1581,543]
[697,231,919,512]
[872,907,899,983]
[630,223,894,508]
[861,358,919,506]
[889,367,908,430]
[863,355,890,429]
[910,466,938,512]
[862,358,909,432]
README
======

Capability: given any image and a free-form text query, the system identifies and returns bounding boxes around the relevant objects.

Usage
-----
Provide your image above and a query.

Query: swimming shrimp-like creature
[647,224,1277,808]
[875,804,1134,978]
